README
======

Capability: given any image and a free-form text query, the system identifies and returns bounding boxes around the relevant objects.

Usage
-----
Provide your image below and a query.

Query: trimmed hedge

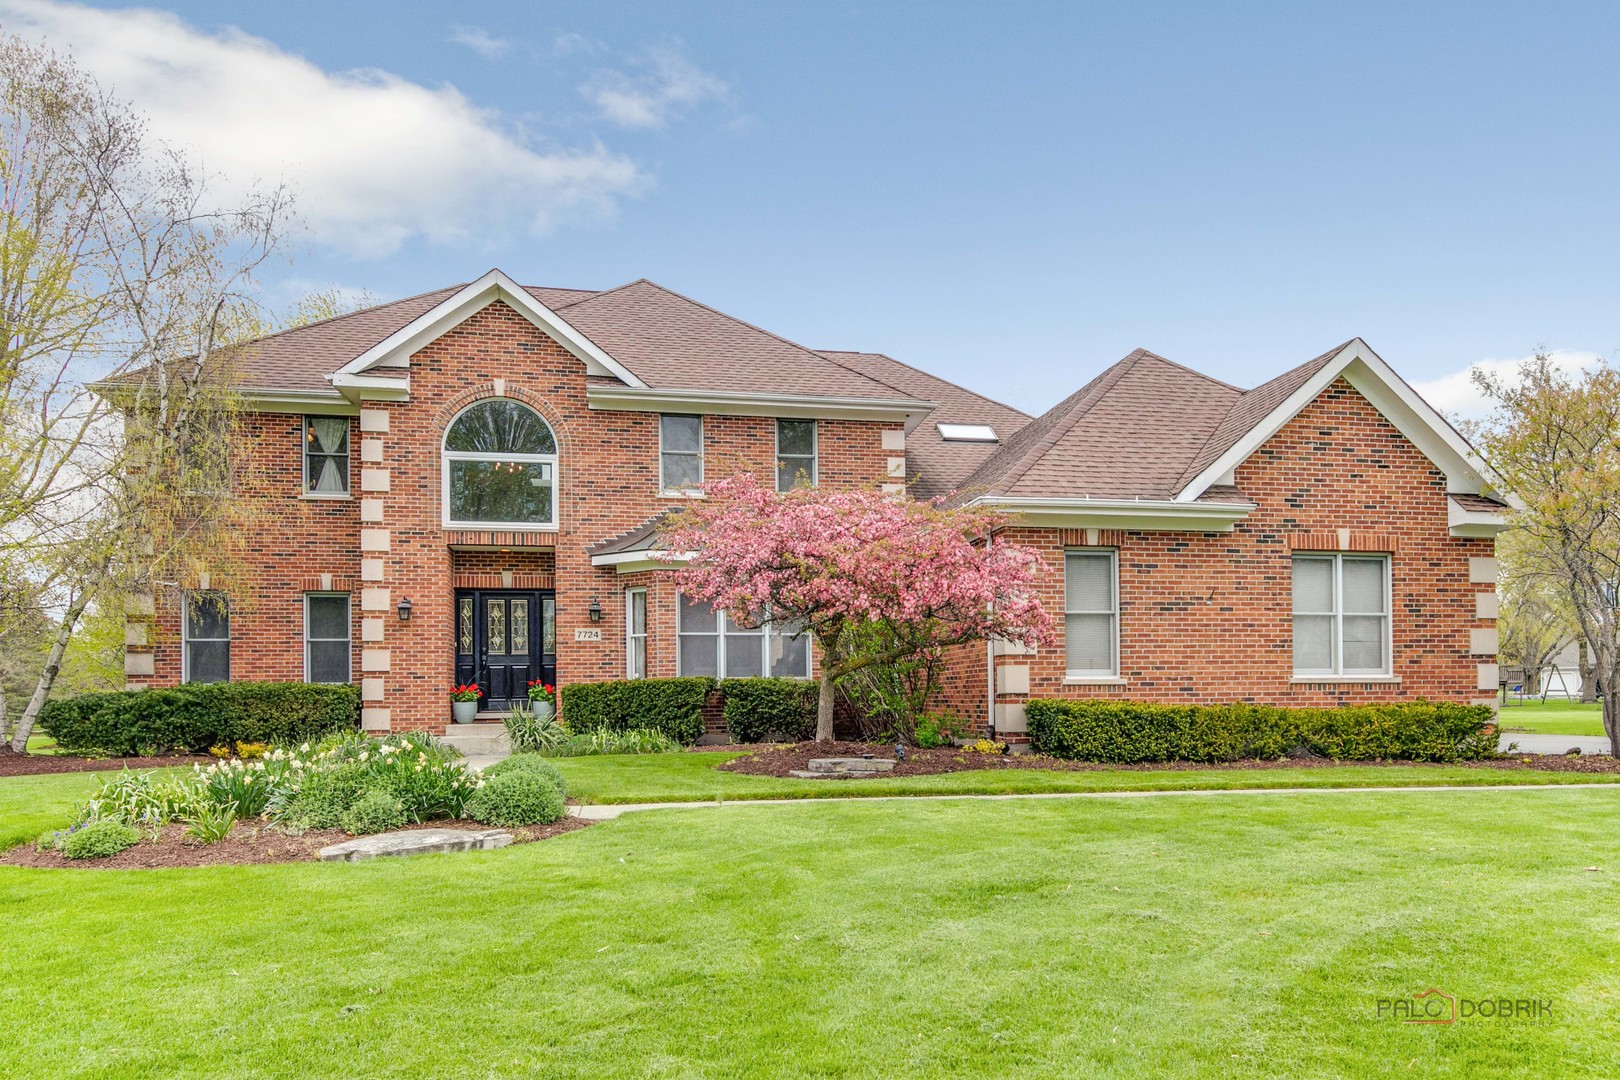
[39,682,360,756]
[1024,699,1498,764]
[559,677,712,745]
[721,678,817,743]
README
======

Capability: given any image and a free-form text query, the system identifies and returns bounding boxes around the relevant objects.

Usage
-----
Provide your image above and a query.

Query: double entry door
[454,590,556,711]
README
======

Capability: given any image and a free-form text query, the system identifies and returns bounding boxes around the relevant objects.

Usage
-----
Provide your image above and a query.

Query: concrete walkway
[1499,733,1612,756]
[567,780,1620,820]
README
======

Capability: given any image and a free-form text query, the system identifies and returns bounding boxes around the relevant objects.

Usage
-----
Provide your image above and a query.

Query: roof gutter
[970,495,1256,533]
[587,384,938,432]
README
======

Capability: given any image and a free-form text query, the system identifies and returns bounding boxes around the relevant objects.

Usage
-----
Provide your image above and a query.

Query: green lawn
[1496,699,1606,736]
[0,770,123,851]
[551,750,1620,804]
[4,785,1620,1077]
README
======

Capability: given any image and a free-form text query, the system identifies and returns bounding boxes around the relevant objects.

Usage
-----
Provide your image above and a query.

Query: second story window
[304,416,350,495]
[660,414,703,493]
[443,399,558,528]
[776,419,817,490]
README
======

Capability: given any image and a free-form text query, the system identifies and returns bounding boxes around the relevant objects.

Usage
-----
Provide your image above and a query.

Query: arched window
[442,399,558,527]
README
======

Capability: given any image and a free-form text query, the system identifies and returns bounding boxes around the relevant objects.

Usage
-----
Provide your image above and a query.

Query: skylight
[937,423,999,443]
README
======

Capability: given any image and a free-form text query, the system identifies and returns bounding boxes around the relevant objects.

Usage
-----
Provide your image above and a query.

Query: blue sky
[14,0,1620,415]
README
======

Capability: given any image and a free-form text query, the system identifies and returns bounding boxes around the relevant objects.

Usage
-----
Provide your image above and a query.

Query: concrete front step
[439,722,511,758]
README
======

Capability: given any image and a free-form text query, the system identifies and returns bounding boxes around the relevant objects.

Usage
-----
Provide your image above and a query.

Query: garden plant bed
[717,740,1620,778]
[2,816,592,870]
[0,748,212,778]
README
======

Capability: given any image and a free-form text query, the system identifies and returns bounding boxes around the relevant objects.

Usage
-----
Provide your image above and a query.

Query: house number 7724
[573,628,603,642]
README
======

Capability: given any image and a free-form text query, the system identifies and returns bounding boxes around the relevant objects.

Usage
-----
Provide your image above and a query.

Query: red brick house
[937,340,1509,743]
[116,270,1508,742]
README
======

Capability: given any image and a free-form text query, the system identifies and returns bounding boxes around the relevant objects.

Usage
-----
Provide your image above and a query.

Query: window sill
[658,490,706,499]
[300,492,352,501]
[1290,675,1401,685]
[1063,676,1126,686]
[443,523,560,532]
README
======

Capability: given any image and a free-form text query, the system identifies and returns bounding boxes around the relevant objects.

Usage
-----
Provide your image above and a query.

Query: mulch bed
[715,740,1620,778]
[0,748,212,777]
[2,816,592,870]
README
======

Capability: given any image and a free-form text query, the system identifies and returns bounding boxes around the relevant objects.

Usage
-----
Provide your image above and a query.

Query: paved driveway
[1499,732,1612,756]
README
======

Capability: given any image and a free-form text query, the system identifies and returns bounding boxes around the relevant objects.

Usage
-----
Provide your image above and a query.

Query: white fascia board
[329,371,410,403]
[589,550,691,573]
[91,379,362,417]
[1174,339,1507,502]
[1449,498,1511,538]
[587,384,938,430]
[238,388,359,415]
[332,268,645,388]
[972,496,1254,533]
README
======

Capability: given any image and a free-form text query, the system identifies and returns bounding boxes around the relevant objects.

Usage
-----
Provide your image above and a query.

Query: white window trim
[1063,548,1119,679]
[675,592,810,679]
[440,401,560,530]
[625,588,648,679]
[302,415,351,498]
[659,414,704,495]
[304,592,352,684]
[775,418,818,491]
[182,591,230,685]
[1291,552,1393,678]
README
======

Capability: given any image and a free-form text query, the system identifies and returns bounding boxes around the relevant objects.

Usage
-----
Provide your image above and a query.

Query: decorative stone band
[1286,530,1399,552]
[1055,528,1129,548]
[445,529,558,548]
[297,575,355,592]
[452,572,556,590]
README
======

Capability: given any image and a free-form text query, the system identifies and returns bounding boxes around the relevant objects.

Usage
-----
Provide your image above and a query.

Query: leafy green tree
[1474,353,1620,753]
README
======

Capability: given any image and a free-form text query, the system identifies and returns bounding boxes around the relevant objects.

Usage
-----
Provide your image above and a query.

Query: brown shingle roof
[1450,492,1509,513]
[552,280,907,398]
[815,351,1032,498]
[956,350,1243,500]
[1177,341,1351,488]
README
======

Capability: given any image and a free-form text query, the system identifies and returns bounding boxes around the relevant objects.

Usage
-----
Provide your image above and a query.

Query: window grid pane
[1292,554,1389,676]
[677,592,810,680]
[184,592,229,684]
[660,415,703,492]
[1063,551,1117,676]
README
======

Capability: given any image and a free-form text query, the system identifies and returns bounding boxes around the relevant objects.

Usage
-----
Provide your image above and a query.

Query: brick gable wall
[131,300,896,731]
[943,378,1496,741]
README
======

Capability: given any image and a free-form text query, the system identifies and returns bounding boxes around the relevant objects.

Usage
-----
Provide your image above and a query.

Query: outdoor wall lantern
[397,596,413,622]
[588,597,603,623]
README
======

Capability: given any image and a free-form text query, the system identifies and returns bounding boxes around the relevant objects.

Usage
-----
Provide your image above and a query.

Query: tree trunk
[1580,639,1598,703]
[815,673,836,743]
[1606,678,1620,759]
[0,683,9,749]
[8,586,92,753]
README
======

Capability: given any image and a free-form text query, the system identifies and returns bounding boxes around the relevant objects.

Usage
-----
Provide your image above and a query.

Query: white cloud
[0,0,645,256]
[1410,349,1606,421]
[581,46,729,129]
[449,26,511,60]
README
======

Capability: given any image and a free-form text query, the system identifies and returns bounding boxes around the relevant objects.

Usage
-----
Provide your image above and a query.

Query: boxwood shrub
[559,677,712,745]
[721,678,818,743]
[39,682,359,756]
[1024,699,1498,763]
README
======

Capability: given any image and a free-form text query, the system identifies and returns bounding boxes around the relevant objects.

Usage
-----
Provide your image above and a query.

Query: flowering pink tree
[659,473,1055,742]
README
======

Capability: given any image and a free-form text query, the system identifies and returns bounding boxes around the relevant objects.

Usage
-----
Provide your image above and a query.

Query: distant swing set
[1498,662,1580,706]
